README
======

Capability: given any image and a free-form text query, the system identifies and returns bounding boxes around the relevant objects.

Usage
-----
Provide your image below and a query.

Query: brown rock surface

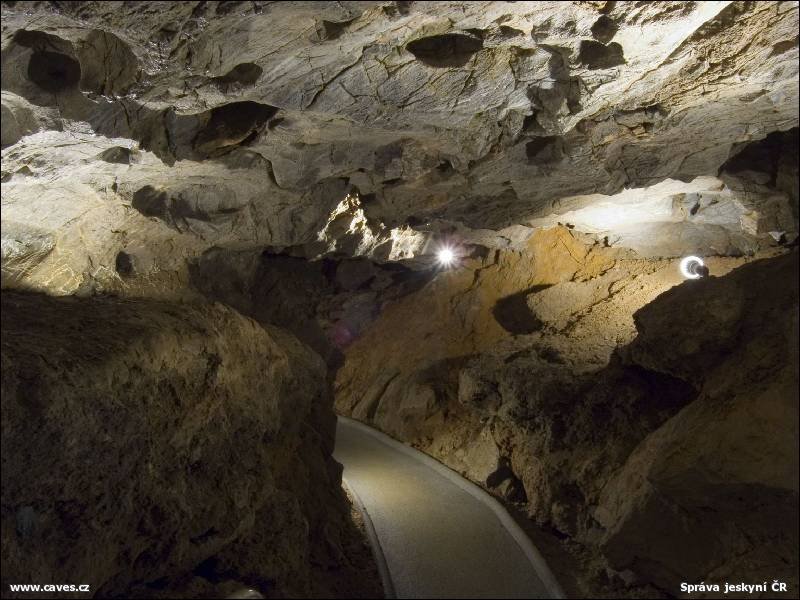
[596,251,799,591]
[0,291,364,598]
[0,1,797,597]
[335,229,798,594]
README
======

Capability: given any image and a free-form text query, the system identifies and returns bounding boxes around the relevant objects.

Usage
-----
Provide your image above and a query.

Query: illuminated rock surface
[1,1,798,597]
[337,243,798,595]
[1,1,798,295]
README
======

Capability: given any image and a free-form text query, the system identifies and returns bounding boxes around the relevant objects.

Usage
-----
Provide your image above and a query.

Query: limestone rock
[0,291,346,597]
[335,225,797,592]
[1,2,798,296]
[0,1,798,596]
[595,252,799,589]
[335,226,766,436]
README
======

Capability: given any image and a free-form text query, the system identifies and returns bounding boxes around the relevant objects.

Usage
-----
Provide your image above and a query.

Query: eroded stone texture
[0,1,798,597]
[335,226,769,436]
[335,227,798,594]
[1,1,798,296]
[598,252,799,590]
[0,292,371,598]
[188,245,433,369]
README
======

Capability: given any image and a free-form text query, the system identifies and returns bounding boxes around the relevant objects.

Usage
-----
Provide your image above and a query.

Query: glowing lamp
[680,256,708,279]
[437,248,455,266]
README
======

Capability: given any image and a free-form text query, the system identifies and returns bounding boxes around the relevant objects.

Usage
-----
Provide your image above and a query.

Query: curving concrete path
[334,416,565,599]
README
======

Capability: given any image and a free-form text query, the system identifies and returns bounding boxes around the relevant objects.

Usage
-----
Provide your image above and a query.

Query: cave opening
[27,50,81,92]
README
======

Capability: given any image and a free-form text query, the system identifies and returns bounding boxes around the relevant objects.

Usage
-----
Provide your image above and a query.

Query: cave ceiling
[1,1,798,295]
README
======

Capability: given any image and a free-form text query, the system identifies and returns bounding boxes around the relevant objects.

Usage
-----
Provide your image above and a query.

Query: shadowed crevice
[492,285,552,334]
[406,33,483,68]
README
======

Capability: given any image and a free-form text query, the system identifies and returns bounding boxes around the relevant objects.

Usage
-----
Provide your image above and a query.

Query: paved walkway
[334,416,564,599]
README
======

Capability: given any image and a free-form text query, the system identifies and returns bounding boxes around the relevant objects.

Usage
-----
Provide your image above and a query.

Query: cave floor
[334,417,561,599]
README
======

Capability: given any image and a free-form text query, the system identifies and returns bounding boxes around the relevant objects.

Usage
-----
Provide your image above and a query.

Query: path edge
[342,475,397,599]
[338,415,566,599]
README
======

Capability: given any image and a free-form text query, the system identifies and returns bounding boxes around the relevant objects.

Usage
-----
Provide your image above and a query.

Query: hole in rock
[27,50,81,92]
[115,251,134,277]
[770,36,798,57]
[98,146,133,164]
[132,185,169,219]
[522,112,549,136]
[499,25,525,38]
[212,62,263,86]
[578,40,625,69]
[193,101,277,157]
[526,136,564,164]
[591,15,618,43]
[406,33,483,68]
[311,19,355,42]
[436,160,454,174]
[720,127,798,186]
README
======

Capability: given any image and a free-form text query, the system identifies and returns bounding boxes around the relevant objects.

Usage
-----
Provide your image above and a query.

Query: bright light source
[680,255,707,279]
[437,247,455,266]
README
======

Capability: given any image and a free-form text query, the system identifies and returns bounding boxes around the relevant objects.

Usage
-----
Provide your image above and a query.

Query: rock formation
[2,1,798,296]
[1,0,798,597]
[336,238,798,594]
[1,292,381,598]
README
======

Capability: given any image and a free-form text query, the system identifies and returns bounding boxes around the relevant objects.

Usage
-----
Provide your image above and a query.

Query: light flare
[437,247,455,266]
[680,255,706,279]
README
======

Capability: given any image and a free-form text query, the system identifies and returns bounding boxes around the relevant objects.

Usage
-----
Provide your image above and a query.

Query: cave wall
[598,252,799,590]
[0,1,798,597]
[335,226,768,433]
[0,292,360,598]
[335,231,799,594]
[188,246,434,370]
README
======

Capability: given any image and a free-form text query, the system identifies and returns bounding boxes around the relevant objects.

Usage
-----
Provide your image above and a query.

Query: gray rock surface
[1,1,798,296]
[1,2,798,597]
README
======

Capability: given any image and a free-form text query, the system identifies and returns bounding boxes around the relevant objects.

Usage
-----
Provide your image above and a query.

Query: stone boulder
[596,251,799,590]
[0,291,347,597]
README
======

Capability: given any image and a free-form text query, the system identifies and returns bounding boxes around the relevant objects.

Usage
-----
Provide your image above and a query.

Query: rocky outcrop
[0,291,372,598]
[188,245,434,371]
[1,2,797,297]
[335,226,765,431]
[1,1,798,597]
[336,230,798,594]
[596,251,799,590]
